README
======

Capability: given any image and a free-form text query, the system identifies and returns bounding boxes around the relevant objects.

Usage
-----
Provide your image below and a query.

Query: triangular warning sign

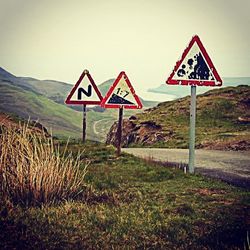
[166,35,222,86]
[65,70,103,105]
[101,71,143,109]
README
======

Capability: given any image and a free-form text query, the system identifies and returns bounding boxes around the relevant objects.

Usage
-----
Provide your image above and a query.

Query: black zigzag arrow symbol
[77,85,92,99]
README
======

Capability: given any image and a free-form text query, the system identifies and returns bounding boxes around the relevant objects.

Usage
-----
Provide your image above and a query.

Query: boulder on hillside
[106,119,173,147]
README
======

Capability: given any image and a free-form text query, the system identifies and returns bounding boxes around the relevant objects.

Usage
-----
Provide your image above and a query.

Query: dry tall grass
[0,123,87,206]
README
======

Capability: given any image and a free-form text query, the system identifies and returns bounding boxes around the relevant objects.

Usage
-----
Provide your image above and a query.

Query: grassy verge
[0,124,87,207]
[0,142,249,249]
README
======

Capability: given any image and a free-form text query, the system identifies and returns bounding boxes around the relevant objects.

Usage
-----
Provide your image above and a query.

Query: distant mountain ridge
[0,67,38,93]
[7,69,157,110]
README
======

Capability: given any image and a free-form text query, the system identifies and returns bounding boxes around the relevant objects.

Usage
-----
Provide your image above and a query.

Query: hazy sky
[0,0,249,95]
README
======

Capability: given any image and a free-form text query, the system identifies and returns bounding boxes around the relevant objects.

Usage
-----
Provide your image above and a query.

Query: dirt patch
[0,114,18,128]
[193,188,228,196]
[201,139,250,151]
[106,118,174,147]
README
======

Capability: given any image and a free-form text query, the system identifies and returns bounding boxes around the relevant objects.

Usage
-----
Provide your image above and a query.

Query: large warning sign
[65,70,103,105]
[101,71,143,109]
[167,35,222,86]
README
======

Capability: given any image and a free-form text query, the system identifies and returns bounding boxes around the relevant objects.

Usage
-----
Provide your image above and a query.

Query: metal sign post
[188,86,196,173]
[101,71,143,156]
[82,104,87,143]
[116,107,124,156]
[166,35,222,174]
[65,69,103,142]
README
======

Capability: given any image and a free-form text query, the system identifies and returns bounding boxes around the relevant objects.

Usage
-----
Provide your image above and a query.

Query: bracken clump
[0,123,87,206]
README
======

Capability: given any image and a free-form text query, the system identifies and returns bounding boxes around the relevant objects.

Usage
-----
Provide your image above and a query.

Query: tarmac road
[122,148,250,189]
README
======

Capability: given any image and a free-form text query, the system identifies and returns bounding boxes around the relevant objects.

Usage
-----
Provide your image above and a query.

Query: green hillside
[0,67,154,141]
[19,77,72,103]
[0,80,119,140]
[98,79,114,96]
[0,82,82,138]
[21,76,157,109]
[120,85,250,149]
[0,68,100,139]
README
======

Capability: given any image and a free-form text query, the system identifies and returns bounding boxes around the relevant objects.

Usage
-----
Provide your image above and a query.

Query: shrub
[0,123,87,206]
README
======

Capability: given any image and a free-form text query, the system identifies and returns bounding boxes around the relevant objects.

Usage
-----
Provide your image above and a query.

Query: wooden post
[188,85,196,173]
[82,104,87,143]
[116,107,123,156]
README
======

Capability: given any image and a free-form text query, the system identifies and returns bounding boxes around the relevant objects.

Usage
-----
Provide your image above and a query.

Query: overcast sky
[0,0,249,95]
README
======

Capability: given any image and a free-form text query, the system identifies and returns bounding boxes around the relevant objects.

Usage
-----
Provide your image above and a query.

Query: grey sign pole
[188,85,196,173]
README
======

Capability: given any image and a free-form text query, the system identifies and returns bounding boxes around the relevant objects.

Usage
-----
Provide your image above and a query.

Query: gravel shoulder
[122,148,250,189]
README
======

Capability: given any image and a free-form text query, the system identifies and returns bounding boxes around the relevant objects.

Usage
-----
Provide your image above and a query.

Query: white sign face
[65,71,103,105]
[106,76,137,105]
[173,41,215,81]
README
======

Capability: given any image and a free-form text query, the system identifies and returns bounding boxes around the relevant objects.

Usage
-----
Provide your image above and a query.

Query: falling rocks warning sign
[166,35,222,86]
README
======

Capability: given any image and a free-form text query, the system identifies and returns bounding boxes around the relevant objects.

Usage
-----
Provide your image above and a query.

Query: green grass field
[1,141,249,249]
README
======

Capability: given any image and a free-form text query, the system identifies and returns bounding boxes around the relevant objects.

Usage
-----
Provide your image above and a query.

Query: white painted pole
[188,85,196,173]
